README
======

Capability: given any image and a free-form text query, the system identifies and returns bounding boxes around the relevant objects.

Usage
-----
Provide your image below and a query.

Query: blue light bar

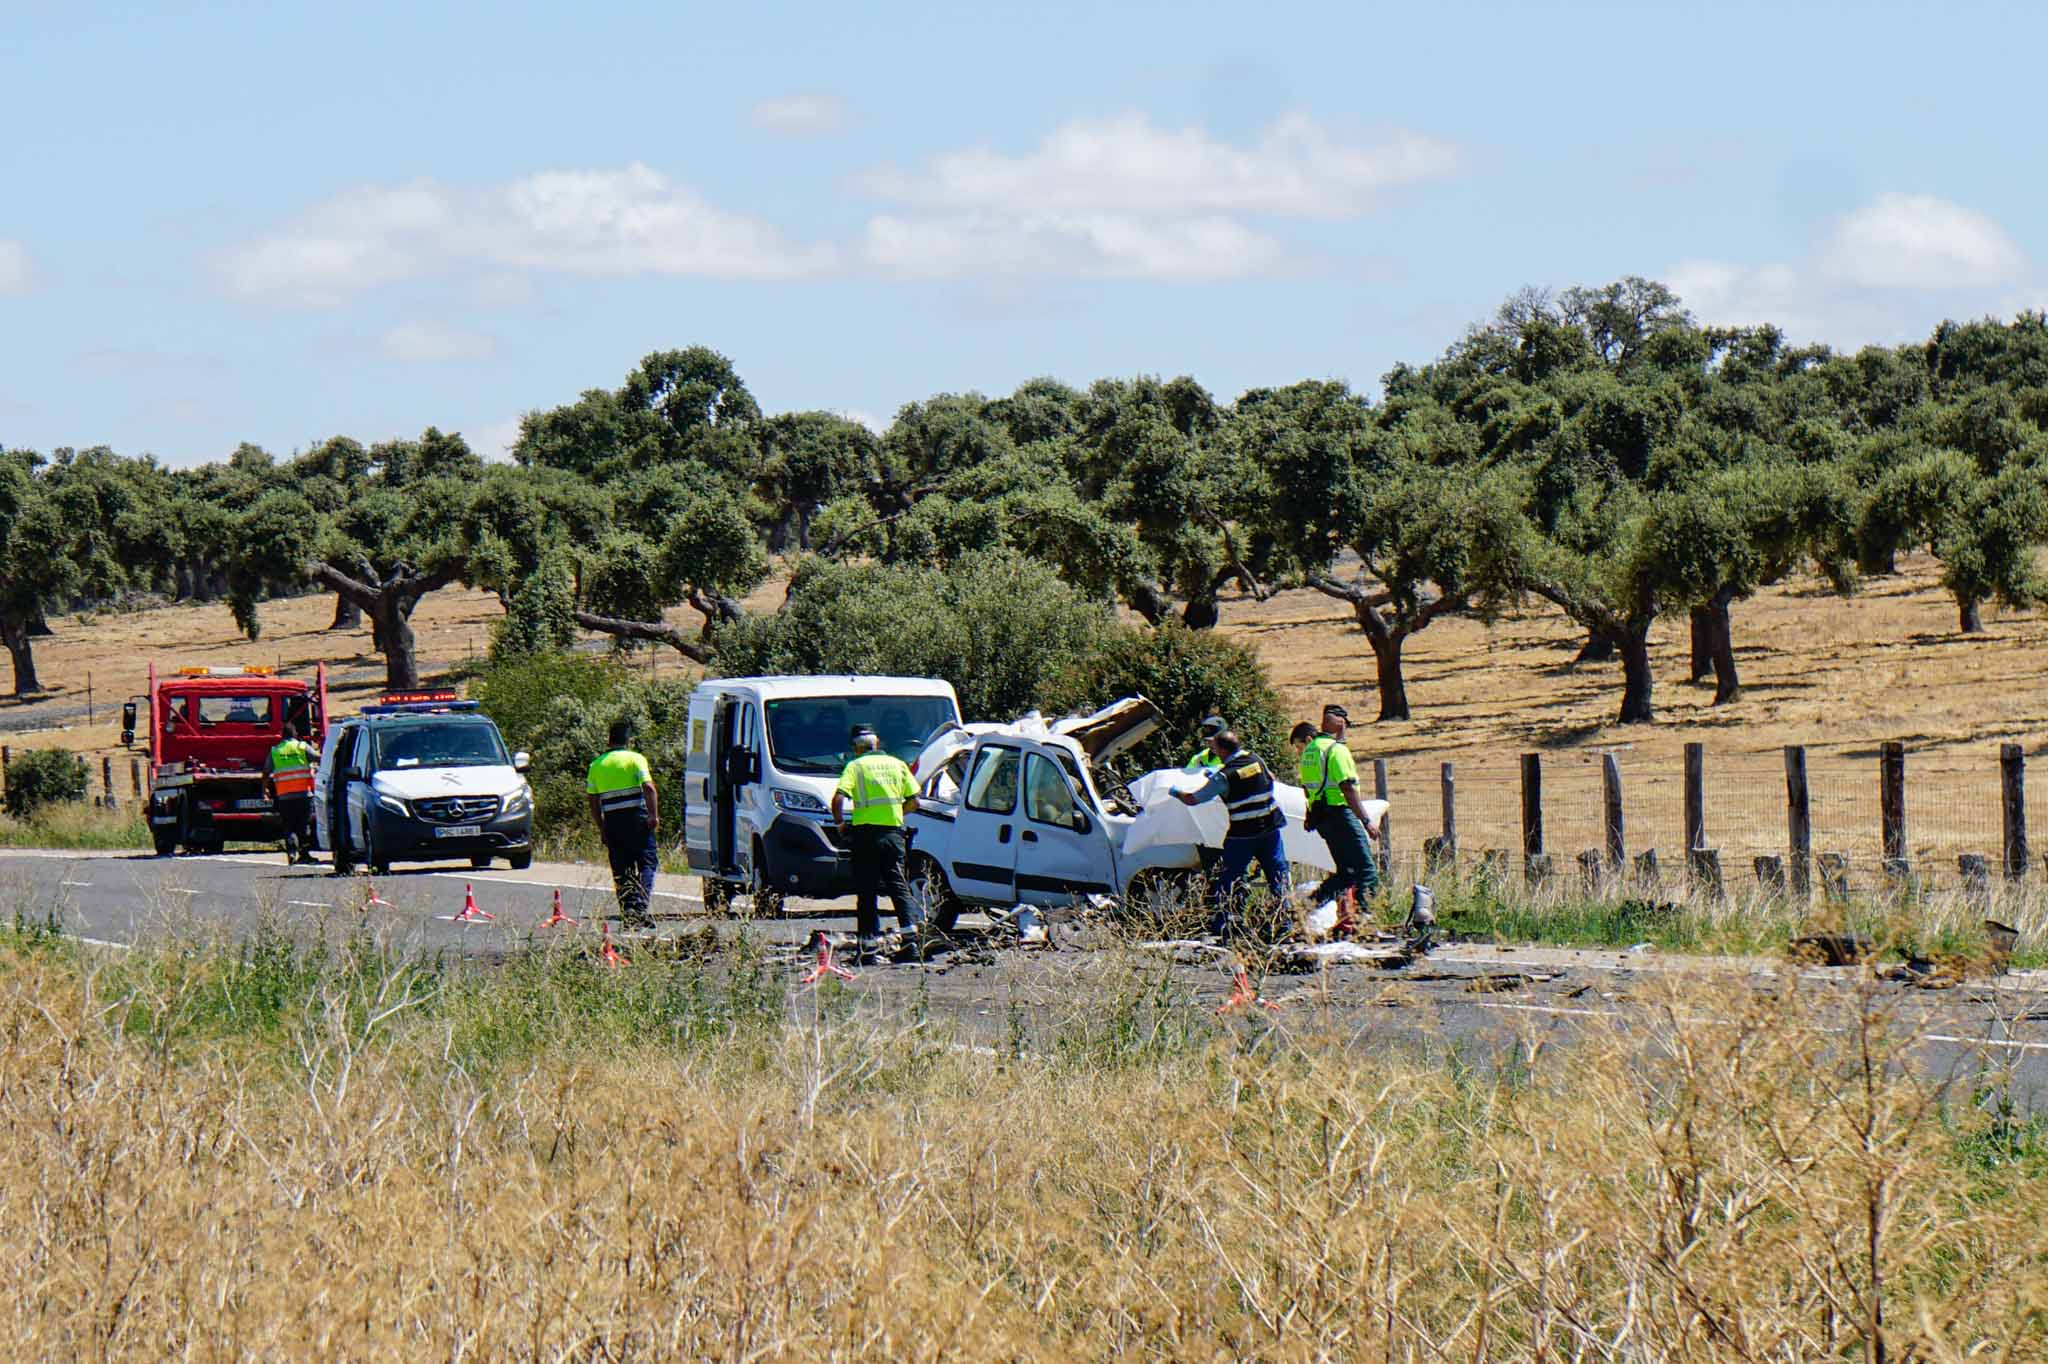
[361,700,483,716]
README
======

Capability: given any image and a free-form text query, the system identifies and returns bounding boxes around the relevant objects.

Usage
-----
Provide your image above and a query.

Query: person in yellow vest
[830,724,926,962]
[1182,715,1228,772]
[267,722,319,866]
[587,720,659,928]
[1291,703,1381,915]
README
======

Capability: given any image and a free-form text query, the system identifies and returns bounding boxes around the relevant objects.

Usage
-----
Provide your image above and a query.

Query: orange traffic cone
[442,883,494,923]
[799,929,858,985]
[1217,959,1281,1015]
[360,881,396,911]
[540,888,576,928]
[599,919,625,967]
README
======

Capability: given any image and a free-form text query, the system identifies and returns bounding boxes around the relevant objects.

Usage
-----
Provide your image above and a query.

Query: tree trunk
[1126,581,1170,627]
[1688,607,1712,683]
[1618,629,1655,724]
[1958,595,1984,634]
[328,594,361,631]
[572,610,711,662]
[1707,593,1739,704]
[370,596,420,690]
[1181,595,1219,630]
[1575,628,1616,664]
[27,612,52,638]
[1369,630,1412,722]
[1,618,42,697]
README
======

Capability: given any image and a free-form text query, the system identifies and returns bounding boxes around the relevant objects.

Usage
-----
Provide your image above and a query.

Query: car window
[1025,753,1082,828]
[924,752,969,803]
[964,746,1020,815]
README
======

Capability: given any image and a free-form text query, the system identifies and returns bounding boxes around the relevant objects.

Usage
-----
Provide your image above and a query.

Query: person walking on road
[830,724,927,963]
[587,721,659,928]
[1293,703,1381,916]
[267,722,319,866]
[1177,730,1290,941]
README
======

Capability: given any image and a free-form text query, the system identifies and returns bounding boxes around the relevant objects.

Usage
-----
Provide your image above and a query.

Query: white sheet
[1121,767,1389,876]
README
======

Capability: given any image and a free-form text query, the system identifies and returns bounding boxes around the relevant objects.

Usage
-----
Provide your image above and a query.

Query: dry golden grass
[0,929,2042,1360]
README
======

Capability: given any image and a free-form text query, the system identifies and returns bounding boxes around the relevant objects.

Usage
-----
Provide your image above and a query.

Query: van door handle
[997,825,1012,844]
[1021,830,1039,843]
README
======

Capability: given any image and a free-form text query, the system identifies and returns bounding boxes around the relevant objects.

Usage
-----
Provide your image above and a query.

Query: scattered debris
[1791,933,1873,967]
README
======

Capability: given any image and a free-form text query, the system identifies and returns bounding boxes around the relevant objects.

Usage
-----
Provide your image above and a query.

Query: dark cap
[1197,715,1228,738]
[1322,703,1349,720]
[850,723,878,742]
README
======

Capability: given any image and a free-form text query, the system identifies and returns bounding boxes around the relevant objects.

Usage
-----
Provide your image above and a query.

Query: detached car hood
[372,766,525,802]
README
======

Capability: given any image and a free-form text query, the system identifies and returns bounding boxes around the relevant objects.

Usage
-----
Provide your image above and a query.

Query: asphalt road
[6,847,2047,1104]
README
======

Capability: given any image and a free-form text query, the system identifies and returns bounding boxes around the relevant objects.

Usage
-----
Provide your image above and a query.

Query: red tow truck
[122,664,329,856]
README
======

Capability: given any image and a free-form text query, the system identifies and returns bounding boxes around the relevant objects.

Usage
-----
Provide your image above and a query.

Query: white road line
[1923,1033,2048,1054]
[59,880,92,887]
[1473,1000,1619,1019]
[284,899,329,908]
[165,888,199,896]
[71,935,131,951]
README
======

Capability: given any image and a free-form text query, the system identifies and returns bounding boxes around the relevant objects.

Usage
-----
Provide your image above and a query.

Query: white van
[682,675,962,912]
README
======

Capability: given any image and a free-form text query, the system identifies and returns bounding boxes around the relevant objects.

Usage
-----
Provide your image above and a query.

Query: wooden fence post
[2002,743,2028,883]
[1784,745,1812,900]
[101,756,114,808]
[1520,752,1544,885]
[1602,752,1624,872]
[1880,741,1908,883]
[1373,757,1392,875]
[129,758,142,800]
[1439,762,1457,862]
[1683,742,1705,853]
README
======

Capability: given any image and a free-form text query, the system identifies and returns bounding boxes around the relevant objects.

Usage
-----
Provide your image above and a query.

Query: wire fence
[1372,741,2031,899]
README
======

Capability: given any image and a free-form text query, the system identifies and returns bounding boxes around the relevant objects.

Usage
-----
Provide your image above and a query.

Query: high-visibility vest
[1220,751,1283,839]
[269,739,315,797]
[1299,735,1354,805]
[588,749,652,815]
[838,752,917,827]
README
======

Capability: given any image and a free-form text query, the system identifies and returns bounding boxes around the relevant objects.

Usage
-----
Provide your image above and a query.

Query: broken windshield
[765,696,957,775]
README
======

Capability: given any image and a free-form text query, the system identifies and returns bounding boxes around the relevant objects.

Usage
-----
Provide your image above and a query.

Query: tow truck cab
[124,664,327,856]
[683,675,962,913]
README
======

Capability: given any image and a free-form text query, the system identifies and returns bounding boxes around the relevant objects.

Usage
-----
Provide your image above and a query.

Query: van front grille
[415,795,500,824]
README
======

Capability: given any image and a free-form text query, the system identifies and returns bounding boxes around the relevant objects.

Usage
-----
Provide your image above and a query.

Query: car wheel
[470,854,493,870]
[365,823,390,878]
[907,853,962,933]
[508,851,531,871]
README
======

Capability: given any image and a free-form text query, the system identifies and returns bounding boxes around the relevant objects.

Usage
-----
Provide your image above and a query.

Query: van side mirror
[121,701,137,747]
[513,751,530,773]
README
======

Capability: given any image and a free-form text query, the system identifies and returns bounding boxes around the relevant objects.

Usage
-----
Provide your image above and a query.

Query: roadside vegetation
[0,913,2040,1357]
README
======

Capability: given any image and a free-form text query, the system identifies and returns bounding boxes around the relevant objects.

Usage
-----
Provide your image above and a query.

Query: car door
[313,731,336,850]
[341,726,371,853]
[947,743,1023,903]
[1015,746,1118,905]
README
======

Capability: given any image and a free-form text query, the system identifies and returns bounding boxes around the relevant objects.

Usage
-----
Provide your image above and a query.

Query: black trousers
[603,810,658,923]
[277,796,312,855]
[847,824,918,938]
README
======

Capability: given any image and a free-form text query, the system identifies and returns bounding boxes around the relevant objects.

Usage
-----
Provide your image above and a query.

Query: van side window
[1024,753,1081,828]
[965,746,1020,815]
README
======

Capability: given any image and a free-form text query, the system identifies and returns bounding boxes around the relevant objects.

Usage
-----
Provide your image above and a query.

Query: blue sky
[4,0,2044,465]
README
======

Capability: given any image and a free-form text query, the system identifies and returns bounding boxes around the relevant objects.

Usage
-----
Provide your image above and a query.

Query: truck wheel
[151,824,178,857]
[908,853,962,933]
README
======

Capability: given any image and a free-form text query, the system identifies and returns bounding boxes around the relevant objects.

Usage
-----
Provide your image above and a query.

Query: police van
[314,692,534,875]
[682,675,961,913]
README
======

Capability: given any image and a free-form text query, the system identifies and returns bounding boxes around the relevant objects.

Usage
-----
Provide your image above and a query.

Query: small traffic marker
[1217,960,1281,1015]
[439,883,494,923]
[799,929,857,985]
[540,888,576,928]
[598,919,625,968]
[360,882,397,911]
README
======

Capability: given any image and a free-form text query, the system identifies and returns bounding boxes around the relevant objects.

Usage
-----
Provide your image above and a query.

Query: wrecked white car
[903,698,1342,930]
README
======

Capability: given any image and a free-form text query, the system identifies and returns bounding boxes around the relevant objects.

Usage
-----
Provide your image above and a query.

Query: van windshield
[765,695,958,775]
[374,720,509,771]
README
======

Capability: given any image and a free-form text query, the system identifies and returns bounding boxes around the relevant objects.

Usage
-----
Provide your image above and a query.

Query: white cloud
[380,320,497,363]
[836,409,884,434]
[469,416,523,461]
[1670,193,2039,348]
[0,239,33,294]
[1821,192,2026,289]
[219,164,837,307]
[861,211,1292,281]
[860,113,1455,218]
[750,92,846,137]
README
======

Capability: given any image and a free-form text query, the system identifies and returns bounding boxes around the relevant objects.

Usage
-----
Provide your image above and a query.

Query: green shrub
[490,551,578,661]
[710,549,1111,722]
[3,749,89,819]
[1048,621,1288,773]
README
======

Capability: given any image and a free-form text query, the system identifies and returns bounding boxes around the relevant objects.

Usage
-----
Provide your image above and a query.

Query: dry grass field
[6,553,2042,884]
[0,923,2041,1360]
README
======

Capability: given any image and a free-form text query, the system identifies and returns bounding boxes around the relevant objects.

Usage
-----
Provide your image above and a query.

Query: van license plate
[235,799,269,810]
[435,824,481,839]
